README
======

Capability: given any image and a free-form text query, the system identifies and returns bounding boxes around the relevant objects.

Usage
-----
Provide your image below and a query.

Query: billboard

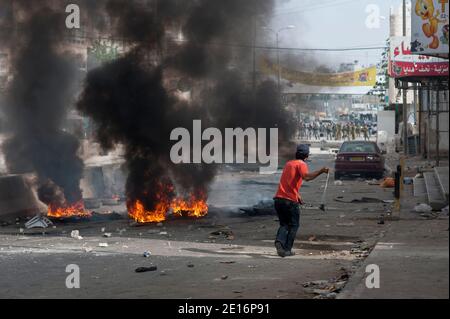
[411,0,449,58]
[260,57,377,87]
[389,36,449,78]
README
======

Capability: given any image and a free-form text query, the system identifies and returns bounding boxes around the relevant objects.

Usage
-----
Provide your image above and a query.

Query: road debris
[25,215,53,229]
[98,243,109,247]
[187,264,195,268]
[303,274,348,299]
[239,200,275,216]
[334,197,391,204]
[135,266,157,273]
[221,275,229,280]
[103,233,112,238]
[381,178,395,188]
[350,242,372,258]
[143,251,151,258]
[219,261,236,264]
[414,204,433,214]
[210,228,234,240]
[70,230,83,240]
[334,180,343,186]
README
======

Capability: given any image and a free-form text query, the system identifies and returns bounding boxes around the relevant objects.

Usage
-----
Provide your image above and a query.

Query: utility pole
[402,0,408,156]
[395,0,408,220]
[436,85,440,166]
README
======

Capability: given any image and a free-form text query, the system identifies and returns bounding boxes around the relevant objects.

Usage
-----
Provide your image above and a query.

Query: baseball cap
[296,144,310,156]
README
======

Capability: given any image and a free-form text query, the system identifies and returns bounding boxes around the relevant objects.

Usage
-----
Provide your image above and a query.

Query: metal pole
[427,87,432,160]
[402,0,408,156]
[413,83,418,155]
[436,87,440,166]
[418,85,424,156]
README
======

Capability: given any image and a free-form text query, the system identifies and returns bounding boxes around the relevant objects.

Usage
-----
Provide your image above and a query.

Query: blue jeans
[274,198,300,252]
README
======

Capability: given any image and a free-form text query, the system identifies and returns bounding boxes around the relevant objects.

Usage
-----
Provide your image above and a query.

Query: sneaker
[285,250,296,257]
[275,241,286,258]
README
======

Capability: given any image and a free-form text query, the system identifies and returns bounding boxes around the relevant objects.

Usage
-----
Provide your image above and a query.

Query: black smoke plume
[77,0,295,214]
[1,1,83,206]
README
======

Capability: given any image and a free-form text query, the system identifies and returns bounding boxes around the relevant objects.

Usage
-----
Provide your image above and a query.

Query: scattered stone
[84,247,93,253]
[221,275,229,280]
[159,231,168,235]
[414,204,433,214]
[334,181,343,186]
[187,264,195,268]
[143,251,151,258]
[70,230,83,240]
[103,233,112,238]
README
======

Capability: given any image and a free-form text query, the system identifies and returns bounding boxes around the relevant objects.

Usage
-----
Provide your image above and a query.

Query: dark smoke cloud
[1,1,83,205]
[77,0,295,213]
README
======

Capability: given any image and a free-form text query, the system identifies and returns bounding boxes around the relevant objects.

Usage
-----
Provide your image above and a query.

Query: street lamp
[262,25,296,96]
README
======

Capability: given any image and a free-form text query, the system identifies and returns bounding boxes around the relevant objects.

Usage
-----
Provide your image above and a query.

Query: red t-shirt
[275,160,309,203]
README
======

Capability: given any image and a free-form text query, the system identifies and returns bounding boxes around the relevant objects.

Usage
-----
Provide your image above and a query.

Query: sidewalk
[339,209,449,299]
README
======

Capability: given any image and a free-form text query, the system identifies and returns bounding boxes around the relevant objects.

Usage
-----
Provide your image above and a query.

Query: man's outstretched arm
[303,167,329,182]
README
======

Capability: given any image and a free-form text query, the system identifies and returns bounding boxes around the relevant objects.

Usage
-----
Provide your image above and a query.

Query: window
[341,143,377,153]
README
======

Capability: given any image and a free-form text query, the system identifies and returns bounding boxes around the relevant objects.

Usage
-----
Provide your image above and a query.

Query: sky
[268,0,405,69]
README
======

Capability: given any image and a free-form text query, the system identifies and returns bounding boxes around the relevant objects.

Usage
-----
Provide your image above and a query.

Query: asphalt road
[0,152,415,299]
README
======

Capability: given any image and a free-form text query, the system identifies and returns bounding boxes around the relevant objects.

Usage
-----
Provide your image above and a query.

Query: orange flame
[171,194,208,218]
[47,201,92,219]
[127,199,169,224]
[128,193,208,224]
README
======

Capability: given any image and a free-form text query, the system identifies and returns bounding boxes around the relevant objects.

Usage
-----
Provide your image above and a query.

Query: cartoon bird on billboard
[415,0,447,49]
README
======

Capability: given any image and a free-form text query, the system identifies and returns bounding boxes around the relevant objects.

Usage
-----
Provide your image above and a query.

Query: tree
[368,38,390,108]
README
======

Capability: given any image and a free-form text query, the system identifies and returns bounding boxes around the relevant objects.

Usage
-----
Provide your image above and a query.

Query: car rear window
[340,143,377,153]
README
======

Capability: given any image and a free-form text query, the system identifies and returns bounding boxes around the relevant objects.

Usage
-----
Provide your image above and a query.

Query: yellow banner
[260,57,377,87]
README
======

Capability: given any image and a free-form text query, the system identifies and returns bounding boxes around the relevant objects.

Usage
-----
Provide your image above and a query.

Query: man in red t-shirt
[274,144,329,257]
